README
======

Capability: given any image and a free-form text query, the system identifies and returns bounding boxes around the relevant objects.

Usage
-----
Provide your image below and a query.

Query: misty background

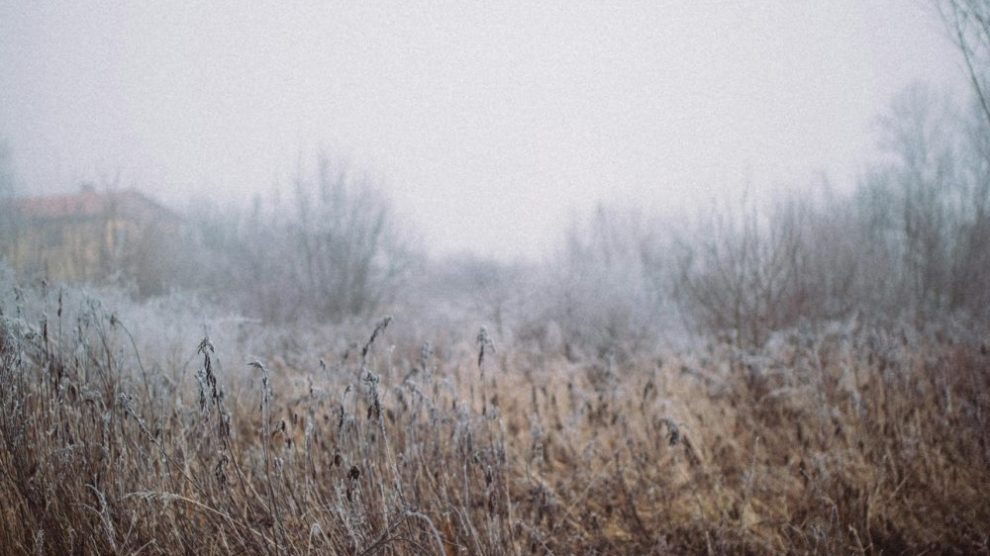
[4,4,990,552]
[1,1,987,356]
[0,1,965,260]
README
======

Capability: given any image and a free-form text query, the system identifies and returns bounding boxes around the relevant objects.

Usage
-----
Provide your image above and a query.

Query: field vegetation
[2,2,990,554]
[0,268,988,554]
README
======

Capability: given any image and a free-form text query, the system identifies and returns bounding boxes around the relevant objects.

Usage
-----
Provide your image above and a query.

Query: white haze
[0,1,965,260]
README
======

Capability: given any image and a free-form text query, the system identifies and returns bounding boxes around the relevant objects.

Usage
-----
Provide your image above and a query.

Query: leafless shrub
[530,204,672,359]
[186,153,421,323]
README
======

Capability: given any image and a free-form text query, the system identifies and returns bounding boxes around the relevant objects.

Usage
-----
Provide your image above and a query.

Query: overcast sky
[0,1,965,260]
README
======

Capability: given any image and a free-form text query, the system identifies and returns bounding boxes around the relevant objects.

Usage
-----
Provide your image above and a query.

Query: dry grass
[1,286,988,554]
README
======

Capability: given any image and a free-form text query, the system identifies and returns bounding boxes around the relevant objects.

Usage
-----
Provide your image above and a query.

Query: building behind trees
[0,184,183,295]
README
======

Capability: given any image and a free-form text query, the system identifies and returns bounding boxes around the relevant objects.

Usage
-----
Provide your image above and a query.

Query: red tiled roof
[14,189,179,222]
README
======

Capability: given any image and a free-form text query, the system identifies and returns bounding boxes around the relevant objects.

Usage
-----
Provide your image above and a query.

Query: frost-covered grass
[0,278,988,554]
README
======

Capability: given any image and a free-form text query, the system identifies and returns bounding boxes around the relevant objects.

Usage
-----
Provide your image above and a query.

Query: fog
[4,4,990,552]
[0,1,964,259]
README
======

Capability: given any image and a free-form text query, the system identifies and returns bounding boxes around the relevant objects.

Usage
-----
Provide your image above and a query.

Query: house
[1,184,183,293]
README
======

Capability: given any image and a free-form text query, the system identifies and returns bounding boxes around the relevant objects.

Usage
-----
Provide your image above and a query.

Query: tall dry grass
[0,283,988,554]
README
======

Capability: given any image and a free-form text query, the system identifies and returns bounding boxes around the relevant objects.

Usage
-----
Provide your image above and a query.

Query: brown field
[2,2,989,555]
[1,284,988,555]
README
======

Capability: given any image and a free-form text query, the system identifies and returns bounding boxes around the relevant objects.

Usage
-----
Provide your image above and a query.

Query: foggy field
[0,277,988,555]
[3,1,990,554]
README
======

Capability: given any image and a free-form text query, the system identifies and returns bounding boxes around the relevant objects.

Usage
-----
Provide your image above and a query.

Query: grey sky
[0,1,964,260]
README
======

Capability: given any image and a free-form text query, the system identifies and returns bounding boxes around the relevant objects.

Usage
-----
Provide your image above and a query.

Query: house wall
[1,192,184,294]
[4,215,178,285]
[8,216,111,281]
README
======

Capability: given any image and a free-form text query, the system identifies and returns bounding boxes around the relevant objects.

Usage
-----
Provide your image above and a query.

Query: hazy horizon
[0,1,966,260]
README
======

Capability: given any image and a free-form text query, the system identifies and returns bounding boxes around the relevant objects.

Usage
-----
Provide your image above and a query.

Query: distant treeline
[1,1,987,353]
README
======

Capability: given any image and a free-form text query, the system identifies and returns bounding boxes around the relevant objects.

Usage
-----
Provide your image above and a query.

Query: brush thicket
[0,285,988,554]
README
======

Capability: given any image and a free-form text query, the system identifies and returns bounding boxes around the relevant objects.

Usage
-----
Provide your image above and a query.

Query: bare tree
[934,0,990,127]
[873,84,959,310]
[539,205,669,358]
[191,153,420,323]
[288,155,418,321]
[674,199,796,347]
[0,139,20,265]
[929,1,990,317]
[674,184,865,348]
